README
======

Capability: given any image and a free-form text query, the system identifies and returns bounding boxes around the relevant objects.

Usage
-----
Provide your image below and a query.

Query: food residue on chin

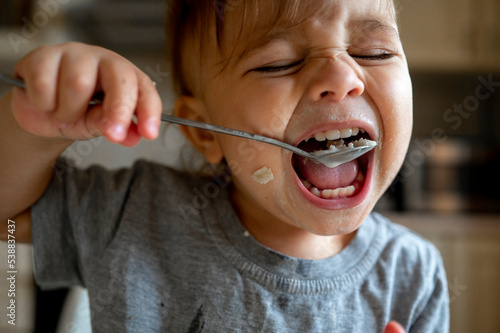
[252,166,274,184]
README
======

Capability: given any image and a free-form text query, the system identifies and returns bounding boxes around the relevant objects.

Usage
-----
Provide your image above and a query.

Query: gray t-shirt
[32,160,449,332]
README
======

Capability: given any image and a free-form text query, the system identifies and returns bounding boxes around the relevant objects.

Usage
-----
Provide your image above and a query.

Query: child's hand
[384,321,406,333]
[11,42,161,147]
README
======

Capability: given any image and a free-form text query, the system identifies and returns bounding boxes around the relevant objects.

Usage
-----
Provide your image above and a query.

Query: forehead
[217,0,397,56]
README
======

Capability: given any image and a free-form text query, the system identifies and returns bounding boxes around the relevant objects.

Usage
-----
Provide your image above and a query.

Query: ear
[174,96,224,164]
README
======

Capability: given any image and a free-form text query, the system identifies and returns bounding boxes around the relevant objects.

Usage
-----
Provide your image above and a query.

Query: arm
[0,92,70,242]
[0,42,162,243]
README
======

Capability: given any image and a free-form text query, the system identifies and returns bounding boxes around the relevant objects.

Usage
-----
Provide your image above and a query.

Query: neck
[231,188,357,260]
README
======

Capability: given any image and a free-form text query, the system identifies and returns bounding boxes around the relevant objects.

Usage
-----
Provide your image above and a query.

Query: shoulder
[111,160,232,228]
[127,160,231,205]
[104,159,209,199]
[367,212,448,312]
[61,159,219,214]
[366,213,450,328]
[366,212,447,300]
[369,212,443,269]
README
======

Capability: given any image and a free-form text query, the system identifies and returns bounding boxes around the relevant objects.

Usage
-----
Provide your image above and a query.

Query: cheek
[223,138,294,217]
[208,74,299,135]
[389,74,413,148]
[223,139,270,171]
[239,96,294,139]
[203,77,298,203]
[375,70,413,185]
[223,139,287,189]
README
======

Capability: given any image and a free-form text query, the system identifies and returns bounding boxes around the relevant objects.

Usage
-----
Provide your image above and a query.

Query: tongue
[295,155,358,190]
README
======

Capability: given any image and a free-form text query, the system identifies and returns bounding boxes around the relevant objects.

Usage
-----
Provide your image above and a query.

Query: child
[0,0,449,331]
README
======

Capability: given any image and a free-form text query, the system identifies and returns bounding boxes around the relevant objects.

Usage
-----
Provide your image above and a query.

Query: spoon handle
[160,114,307,156]
[0,73,25,89]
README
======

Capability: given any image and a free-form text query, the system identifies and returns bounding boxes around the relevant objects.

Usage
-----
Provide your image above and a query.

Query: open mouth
[292,127,373,200]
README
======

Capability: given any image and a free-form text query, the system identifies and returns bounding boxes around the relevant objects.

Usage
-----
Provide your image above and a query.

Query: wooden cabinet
[472,0,500,70]
[397,0,500,72]
[0,0,32,27]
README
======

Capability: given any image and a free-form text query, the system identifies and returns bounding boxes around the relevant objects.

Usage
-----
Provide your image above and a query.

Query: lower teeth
[301,179,356,198]
[320,186,355,199]
[300,171,365,199]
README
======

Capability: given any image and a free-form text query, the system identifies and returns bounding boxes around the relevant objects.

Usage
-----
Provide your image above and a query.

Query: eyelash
[252,52,395,74]
[350,53,396,61]
[253,61,304,73]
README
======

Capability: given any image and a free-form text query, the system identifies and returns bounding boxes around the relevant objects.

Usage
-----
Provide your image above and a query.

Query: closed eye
[252,60,304,73]
[350,53,396,61]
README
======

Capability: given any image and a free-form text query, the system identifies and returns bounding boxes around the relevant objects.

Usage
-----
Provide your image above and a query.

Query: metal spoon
[1,73,377,168]
[160,115,376,168]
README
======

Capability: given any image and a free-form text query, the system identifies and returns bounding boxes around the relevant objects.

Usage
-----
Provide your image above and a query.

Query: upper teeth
[308,127,362,142]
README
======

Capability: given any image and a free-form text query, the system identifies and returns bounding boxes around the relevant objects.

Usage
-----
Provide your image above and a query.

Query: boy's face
[182,0,412,237]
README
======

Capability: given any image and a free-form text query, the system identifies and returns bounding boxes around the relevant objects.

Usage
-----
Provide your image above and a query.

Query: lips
[292,125,374,204]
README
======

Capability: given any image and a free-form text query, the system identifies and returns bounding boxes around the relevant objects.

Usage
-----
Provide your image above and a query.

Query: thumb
[384,321,406,333]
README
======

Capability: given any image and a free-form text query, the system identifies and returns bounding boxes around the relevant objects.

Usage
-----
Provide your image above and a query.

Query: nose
[307,56,365,103]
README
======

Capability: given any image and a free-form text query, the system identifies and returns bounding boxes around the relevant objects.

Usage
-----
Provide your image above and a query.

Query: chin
[293,194,378,236]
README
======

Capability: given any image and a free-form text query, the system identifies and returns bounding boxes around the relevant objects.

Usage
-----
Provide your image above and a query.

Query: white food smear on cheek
[252,166,274,184]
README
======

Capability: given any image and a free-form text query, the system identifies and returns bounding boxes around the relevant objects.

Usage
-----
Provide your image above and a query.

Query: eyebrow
[352,18,400,38]
[235,31,291,64]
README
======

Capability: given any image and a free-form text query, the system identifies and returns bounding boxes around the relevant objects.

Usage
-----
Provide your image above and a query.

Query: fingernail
[59,122,71,129]
[147,119,159,137]
[110,124,126,140]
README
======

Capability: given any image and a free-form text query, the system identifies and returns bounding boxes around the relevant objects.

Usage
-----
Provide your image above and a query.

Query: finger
[98,58,139,142]
[384,321,406,333]
[84,104,107,138]
[14,46,63,113]
[121,123,142,147]
[55,51,98,126]
[10,89,60,138]
[134,71,162,140]
[84,105,141,146]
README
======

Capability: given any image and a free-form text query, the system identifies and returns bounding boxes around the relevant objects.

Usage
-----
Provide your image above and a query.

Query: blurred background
[0,0,499,332]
